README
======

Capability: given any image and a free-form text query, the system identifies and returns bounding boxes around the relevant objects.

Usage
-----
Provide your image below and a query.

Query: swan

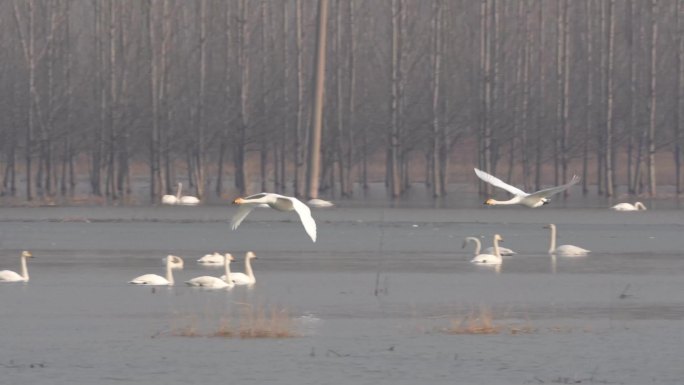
[177,182,200,206]
[545,224,590,256]
[474,168,580,208]
[0,251,34,282]
[225,251,257,285]
[231,193,317,242]
[129,255,184,285]
[197,252,225,265]
[462,236,516,256]
[161,182,182,205]
[186,254,235,289]
[470,234,503,265]
[610,202,647,211]
[307,198,334,208]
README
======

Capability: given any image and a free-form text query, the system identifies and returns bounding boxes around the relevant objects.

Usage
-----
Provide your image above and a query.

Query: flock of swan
[0,169,649,283]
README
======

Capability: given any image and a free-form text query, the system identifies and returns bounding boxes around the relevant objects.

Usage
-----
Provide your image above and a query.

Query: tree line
[1,0,682,203]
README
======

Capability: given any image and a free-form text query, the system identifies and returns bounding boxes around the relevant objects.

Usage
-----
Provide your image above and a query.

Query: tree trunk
[235,0,249,194]
[388,0,402,198]
[605,0,615,197]
[647,0,658,196]
[430,0,443,197]
[675,0,683,194]
[583,0,593,195]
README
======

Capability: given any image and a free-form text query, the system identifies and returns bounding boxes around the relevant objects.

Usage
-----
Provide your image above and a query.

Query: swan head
[543,224,556,230]
[494,234,503,242]
[21,250,33,258]
[245,251,257,259]
[167,255,184,268]
[224,253,235,262]
[484,199,495,205]
[233,197,245,205]
[542,198,550,205]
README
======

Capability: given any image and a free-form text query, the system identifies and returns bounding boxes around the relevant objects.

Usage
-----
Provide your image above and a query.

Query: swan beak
[233,197,245,205]
[484,199,494,205]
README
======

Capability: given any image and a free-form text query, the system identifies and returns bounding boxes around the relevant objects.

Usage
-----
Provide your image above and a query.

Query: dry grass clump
[442,305,536,335]
[233,303,295,339]
[168,304,297,339]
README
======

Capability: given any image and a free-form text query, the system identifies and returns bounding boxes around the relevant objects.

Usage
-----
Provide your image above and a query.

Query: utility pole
[306,0,329,199]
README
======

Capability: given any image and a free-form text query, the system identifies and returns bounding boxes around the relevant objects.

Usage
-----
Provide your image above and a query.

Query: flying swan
[0,251,34,282]
[224,251,257,285]
[129,255,184,286]
[231,193,317,242]
[545,224,590,256]
[462,236,516,256]
[474,168,580,208]
[186,253,235,289]
[470,234,504,265]
[610,202,647,211]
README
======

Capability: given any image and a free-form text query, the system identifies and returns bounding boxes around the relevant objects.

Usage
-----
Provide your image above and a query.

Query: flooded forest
[1,0,683,203]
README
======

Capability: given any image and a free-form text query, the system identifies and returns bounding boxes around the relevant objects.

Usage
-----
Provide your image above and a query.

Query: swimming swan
[545,224,590,256]
[231,193,317,242]
[0,251,34,282]
[177,182,200,206]
[470,234,504,265]
[197,252,225,265]
[225,251,257,285]
[474,168,580,208]
[161,182,182,205]
[186,254,235,289]
[462,236,516,256]
[129,255,184,285]
[610,202,647,211]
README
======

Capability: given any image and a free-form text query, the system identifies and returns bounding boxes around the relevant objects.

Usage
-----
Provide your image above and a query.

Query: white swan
[161,182,182,205]
[231,193,317,242]
[197,252,225,265]
[186,254,235,289]
[462,236,516,256]
[225,251,257,285]
[0,251,34,282]
[610,202,647,211]
[545,224,590,256]
[129,255,184,285]
[307,198,334,208]
[470,234,503,265]
[474,168,580,208]
[177,182,200,206]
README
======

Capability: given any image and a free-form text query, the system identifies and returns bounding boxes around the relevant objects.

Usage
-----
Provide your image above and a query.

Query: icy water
[1,203,683,384]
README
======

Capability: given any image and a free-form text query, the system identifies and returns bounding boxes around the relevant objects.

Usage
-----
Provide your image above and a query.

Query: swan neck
[488,198,518,205]
[549,225,556,253]
[473,238,481,255]
[176,183,182,199]
[224,258,232,282]
[492,237,501,257]
[635,202,645,210]
[245,257,254,280]
[165,262,174,285]
[21,256,29,281]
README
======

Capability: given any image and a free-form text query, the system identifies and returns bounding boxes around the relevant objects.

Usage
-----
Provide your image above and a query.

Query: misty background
[1,0,683,204]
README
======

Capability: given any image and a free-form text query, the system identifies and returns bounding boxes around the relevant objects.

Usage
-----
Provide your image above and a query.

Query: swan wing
[527,174,580,200]
[230,272,255,285]
[0,270,24,282]
[129,274,168,285]
[231,205,255,230]
[473,168,528,197]
[291,198,317,242]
